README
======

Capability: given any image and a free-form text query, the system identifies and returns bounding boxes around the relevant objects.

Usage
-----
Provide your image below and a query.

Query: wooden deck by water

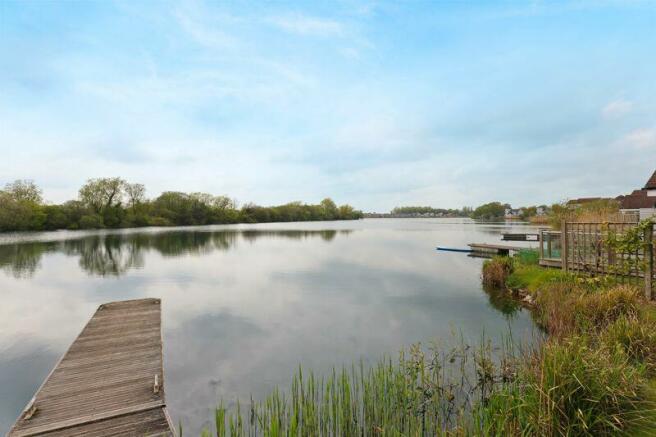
[8,298,174,437]
[468,243,526,255]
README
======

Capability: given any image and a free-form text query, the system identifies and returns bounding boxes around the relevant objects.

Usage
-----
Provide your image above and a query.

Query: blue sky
[1,0,655,211]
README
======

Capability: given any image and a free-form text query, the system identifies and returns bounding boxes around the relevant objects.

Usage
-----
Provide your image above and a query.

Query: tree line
[0,178,363,232]
[390,202,552,220]
[389,206,472,217]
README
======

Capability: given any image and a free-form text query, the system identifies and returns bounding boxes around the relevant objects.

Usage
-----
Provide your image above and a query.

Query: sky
[1,0,655,212]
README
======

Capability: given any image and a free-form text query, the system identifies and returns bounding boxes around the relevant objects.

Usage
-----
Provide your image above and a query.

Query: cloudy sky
[1,0,655,211]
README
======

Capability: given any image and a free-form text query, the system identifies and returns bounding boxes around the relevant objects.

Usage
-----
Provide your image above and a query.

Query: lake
[0,218,540,434]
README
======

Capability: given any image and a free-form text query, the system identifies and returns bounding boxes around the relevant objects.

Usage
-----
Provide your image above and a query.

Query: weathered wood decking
[501,233,540,241]
[9,298,174,437]
[468,243,526,255]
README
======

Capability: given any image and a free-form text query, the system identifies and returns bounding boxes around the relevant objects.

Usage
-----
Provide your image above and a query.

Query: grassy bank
[481,252,656,435]
[193,252,656,436]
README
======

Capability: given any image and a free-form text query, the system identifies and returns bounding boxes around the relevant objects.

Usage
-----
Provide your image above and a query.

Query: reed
[205,339,525,436]
[482,256,513,289]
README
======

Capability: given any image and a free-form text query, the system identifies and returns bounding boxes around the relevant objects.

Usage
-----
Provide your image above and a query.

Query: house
[617,170,656,220]
[504,208,523,219]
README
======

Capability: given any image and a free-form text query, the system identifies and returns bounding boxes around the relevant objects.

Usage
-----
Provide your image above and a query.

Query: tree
[320,198,338,220]
[125,183,146,210]
[212,195,235,210]
[338,204,354,219]
[79,177,126,212]
[471,202,506,220]
[190,192,215,206]
[4,180,42,203]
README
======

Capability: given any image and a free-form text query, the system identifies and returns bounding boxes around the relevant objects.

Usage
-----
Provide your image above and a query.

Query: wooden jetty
[468,243,526,256]
[501,232,540,242]
[8,298,174,437]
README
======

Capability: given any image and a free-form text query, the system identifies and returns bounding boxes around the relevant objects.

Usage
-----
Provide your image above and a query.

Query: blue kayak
[436,247,472,253]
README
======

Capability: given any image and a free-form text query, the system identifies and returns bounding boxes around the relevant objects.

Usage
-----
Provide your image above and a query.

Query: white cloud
[267,13,344,37]
[622,128,656,150]
[602,99,633,119]
[173,3,240,49]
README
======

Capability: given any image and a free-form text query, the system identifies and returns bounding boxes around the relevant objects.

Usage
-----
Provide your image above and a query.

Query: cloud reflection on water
[0,220,538,434]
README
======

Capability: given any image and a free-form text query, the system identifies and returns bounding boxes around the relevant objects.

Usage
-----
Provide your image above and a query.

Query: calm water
[0,218,540,434]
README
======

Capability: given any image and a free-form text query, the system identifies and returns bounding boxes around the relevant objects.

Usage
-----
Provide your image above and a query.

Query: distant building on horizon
[617,169,656,220]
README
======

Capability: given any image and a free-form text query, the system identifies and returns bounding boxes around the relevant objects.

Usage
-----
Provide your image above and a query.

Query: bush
[602,315,656,374]
[573,285,640,332]
[148,216,172,227]
[78,214,104,229]
[482,256,513,288]
[533,284,640,336]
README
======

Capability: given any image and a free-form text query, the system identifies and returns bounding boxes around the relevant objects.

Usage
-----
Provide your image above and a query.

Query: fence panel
[559,221,655,298]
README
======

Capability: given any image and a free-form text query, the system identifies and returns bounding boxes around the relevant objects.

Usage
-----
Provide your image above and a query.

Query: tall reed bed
[198,339,524,436]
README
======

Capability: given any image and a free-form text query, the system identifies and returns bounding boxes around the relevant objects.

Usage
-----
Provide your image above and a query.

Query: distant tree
[79,178,126,212]
[0,178,362,232]
[471,202,506,220]
[390,206,468,217]
[125,183,146,210]
[520,206,538,220]
[190,192,215,206]
[212,195,235,210]
[4,179,42,203]
[338,204,355,219]
[320,198,338,220]
[0,181,46,231]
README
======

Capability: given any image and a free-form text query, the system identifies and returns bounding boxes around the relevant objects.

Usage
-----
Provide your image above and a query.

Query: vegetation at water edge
[0,178,363,232]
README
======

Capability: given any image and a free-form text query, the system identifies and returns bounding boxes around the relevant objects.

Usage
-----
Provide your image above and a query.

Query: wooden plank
[40,408,174,437]
[468,243,525,252]
[8,298,173,437]
[501,233,540,241]
[562,220,568,273]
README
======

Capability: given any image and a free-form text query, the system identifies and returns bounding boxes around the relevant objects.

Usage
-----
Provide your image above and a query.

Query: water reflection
[0,230,351,278]
[482,286,523,317]
[0,219,540,435]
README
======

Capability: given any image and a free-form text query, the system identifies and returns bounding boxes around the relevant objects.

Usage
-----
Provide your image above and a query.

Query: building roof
[618,190,656,210]
[644,170,656,189]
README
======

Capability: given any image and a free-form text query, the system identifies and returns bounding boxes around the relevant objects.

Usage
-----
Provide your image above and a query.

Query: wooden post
[645,222,654,300]
[561,220,568,272]
[547,232,552,259]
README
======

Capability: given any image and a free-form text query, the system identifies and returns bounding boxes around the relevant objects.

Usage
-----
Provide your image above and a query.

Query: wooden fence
[560,220,655,299]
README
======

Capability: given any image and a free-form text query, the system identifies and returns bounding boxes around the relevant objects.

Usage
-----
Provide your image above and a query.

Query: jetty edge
[8,298,174,437]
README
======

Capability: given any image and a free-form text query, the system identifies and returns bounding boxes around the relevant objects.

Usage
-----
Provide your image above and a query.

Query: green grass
[516,248,539,266]
[506,264,573,294]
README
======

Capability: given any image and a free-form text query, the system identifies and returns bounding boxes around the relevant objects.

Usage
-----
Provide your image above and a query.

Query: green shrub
[572,285,640,332]
[533,284,640,336]
[148,216,172,227]
[482,256,513,288]
[78,214,103,229]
